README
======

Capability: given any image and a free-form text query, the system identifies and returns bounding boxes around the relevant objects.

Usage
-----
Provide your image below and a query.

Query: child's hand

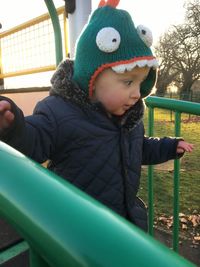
[0,100,15,131]
[177,140,194,154]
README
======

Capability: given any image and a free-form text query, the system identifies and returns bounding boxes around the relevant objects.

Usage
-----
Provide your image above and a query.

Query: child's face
[93,66,150,116]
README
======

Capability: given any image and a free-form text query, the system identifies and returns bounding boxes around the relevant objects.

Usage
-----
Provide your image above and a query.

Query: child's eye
[124,80,133,86]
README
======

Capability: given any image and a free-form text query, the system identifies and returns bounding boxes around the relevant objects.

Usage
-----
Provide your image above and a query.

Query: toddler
[0,0,193,231]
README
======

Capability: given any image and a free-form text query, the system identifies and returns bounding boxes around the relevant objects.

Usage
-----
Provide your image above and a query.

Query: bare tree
[154,0,200,98]
[185,0,200,35]
[154,31,179,95]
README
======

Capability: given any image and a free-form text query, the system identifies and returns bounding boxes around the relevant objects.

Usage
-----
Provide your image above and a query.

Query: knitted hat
[73,0,158,98]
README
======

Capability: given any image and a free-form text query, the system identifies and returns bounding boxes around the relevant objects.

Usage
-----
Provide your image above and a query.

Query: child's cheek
[104,92,122,107]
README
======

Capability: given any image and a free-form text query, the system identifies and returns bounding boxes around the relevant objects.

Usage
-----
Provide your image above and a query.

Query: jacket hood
[50,59,145,131]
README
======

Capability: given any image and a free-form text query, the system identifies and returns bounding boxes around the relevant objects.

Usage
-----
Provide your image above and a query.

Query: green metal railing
[0,97,199,266]
[44,0,63,66]
[145,96,200,252]
[0,141,196,267]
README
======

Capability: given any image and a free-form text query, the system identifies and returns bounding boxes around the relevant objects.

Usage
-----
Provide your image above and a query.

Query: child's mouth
[124,104,132,110]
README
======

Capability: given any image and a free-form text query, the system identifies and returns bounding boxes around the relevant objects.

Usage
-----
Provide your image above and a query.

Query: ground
[155,227,200,266]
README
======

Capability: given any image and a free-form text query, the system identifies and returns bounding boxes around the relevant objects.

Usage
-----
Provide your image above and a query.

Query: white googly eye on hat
[137,25,153,47]
[96,27,121,53]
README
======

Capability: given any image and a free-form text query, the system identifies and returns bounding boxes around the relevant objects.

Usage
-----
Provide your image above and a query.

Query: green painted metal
[0,241,29,264]
[173,111,181,252]
[145,96,200,115]
[44,0,63,65]
[30,248,51,267]
[148,107,154,236]
[145,96,200,253]
[0,141,195,267]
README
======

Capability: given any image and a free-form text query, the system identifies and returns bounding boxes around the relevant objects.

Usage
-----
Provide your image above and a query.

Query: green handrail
[0,241,29,264]
[145,96,200,253]
[44,0,63,65]
[145,96,200,115]
[0,141,195,267]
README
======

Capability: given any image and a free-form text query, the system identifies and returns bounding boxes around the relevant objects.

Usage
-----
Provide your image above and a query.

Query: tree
[185,0,200,35]
[154,0,200,98]
[154,31,179,95]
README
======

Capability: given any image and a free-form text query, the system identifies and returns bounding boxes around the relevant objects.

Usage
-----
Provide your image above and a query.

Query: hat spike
[98,0,120,8]
[98,0,106,7]
[107,0,120,8]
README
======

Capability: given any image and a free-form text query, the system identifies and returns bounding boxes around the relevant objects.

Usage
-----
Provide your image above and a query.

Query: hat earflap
[140,68,157,98]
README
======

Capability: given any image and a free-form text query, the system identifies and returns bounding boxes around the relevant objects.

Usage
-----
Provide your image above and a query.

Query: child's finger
[0,100,12,113]
[0,110,14,129]
[186,144,194,152]
[4,110,15,123]
[177,148,184,153]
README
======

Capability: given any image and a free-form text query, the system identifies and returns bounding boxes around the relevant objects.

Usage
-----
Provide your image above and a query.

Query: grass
[138,108,200,217]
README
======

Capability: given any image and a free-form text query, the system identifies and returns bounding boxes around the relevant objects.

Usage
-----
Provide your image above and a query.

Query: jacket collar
[50,59,145,131]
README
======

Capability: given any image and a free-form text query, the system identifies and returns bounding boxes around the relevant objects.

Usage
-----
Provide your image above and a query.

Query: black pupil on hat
[112,38,117,42]
[142,30,146,35]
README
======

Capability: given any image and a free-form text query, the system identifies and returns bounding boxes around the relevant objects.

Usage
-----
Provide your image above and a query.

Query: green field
[139,108,200,217]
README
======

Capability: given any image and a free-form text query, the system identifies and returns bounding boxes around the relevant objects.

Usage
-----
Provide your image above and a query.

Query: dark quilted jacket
[0,60,181,230]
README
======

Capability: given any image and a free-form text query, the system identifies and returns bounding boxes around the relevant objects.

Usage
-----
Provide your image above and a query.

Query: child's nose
[130,88,140,99]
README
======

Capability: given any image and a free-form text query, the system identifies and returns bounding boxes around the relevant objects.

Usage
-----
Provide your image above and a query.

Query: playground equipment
[0,140,196,267]
[0,1,91,89]
[145,97,200,252]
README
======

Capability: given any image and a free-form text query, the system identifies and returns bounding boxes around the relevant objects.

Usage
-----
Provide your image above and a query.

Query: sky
[1,0,186,41]
[0,0,186,88]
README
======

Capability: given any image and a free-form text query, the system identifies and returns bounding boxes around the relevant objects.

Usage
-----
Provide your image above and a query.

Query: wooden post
[0,22,4,89]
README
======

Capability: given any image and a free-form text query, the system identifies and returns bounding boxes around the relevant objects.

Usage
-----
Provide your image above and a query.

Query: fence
[0,6,66,81]
[156,91,200,103]
[145,96,200,253]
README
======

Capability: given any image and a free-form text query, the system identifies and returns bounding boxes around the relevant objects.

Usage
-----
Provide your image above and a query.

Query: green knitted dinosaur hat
[73,0,158,98]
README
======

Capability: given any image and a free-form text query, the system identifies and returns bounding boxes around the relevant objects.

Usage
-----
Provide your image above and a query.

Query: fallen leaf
[194,236,200,241]
[180,217,188,224]
[189,215,200,227]
[182,224,188,230]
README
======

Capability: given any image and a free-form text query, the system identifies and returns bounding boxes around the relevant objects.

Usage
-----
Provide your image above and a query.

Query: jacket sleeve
[142,135,184,165]
[0,96,58,163]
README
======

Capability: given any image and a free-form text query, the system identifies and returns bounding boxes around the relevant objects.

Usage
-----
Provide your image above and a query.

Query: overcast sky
[1,0,186,42]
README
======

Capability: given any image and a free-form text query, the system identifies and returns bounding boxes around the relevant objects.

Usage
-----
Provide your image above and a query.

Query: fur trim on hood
[50,59,145,131]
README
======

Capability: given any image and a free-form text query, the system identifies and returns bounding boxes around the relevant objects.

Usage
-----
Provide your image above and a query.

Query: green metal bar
[30,248,51,267]
[44,0,63,65]
[145,97,200,253]
[0,241,29,264]
[148,107,154,236]
[145,96,200,115]
[145,97,200,252]
[0,142,195,267]
[173,111,181,252]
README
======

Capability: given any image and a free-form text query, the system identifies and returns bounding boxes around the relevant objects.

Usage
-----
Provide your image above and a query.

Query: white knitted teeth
[112,59,159,73]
